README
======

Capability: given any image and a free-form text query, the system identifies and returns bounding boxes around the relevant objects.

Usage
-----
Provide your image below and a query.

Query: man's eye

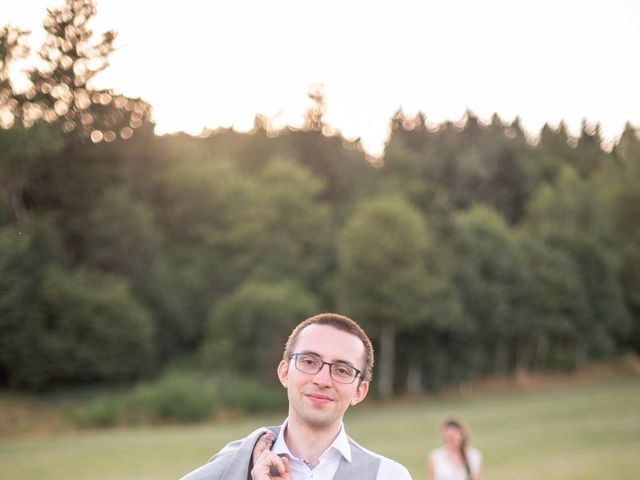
[334,366,352,376]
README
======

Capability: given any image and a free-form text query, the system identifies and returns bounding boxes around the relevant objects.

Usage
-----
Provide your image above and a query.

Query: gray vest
[179,426,381,480]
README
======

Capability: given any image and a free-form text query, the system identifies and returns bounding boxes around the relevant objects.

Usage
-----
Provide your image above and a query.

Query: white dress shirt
[271,418,413,480]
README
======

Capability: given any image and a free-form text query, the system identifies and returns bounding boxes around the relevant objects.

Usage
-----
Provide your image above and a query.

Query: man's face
[277,324,369,431]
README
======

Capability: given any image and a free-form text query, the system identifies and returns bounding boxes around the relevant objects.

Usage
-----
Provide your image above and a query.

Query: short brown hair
[283,313,374,383]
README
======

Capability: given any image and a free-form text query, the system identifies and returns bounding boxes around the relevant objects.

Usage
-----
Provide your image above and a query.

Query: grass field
[1,375,638,480]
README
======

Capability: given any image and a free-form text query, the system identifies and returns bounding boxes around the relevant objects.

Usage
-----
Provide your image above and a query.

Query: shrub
[66,371,286,429]
[67,372,219,428]
[67,395,121,428]
[216,375,287,414]
[127,373,218,423]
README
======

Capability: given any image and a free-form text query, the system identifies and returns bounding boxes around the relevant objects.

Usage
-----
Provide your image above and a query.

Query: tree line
[1,0,639,398]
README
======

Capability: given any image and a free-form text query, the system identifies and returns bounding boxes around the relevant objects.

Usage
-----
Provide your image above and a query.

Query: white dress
[430,446,482,480]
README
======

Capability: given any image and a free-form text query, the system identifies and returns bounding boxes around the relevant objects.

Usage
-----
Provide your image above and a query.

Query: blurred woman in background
[427,416,482,480]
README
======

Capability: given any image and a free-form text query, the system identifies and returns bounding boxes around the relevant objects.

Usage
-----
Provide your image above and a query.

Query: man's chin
[298,409,339,429]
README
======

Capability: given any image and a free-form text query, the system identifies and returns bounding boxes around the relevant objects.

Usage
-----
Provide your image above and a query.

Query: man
[180,313,412,480]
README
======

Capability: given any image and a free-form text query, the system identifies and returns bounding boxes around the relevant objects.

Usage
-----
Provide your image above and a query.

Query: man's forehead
[294,324,365,361]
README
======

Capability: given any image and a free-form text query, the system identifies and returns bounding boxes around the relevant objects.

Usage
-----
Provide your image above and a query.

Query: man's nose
[313,363,333,385]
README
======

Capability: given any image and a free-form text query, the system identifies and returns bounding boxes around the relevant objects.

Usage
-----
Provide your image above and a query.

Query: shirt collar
[272,418,352,463]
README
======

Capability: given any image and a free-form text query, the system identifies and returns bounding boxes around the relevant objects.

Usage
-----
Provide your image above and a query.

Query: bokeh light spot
[90,130,104,143]
[120,126,133,139]
[54,100,69,116]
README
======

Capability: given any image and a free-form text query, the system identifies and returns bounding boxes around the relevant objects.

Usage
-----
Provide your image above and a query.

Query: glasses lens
[330,364,357,383]
[295,354,322,374]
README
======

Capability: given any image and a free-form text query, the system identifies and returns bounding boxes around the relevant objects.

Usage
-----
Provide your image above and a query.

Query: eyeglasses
[290,352,362,384]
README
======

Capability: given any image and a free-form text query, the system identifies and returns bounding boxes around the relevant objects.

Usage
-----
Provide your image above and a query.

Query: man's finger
[281,456,290,475]
[267,453,288,478]
[252,431,275,464]
[252,449,289,480]
[257,432,275,448]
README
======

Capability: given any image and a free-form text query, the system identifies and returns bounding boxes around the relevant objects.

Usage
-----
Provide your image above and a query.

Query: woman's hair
[443,417,472,480]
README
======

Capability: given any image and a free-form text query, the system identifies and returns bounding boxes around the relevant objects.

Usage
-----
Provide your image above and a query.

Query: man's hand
[251,431,291,480]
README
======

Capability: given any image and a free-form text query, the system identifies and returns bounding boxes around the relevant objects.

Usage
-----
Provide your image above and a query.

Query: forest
[1,0,639,403]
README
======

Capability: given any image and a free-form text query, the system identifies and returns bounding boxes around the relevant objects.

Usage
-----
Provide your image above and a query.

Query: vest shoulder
[347,436,412,478]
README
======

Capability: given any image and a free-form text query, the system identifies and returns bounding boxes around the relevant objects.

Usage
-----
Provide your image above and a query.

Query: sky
[3,0,640,156]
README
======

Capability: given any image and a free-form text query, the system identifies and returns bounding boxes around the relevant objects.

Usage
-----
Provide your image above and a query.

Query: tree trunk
[426,347,446,392]
[574,337,587,370]
[378,323,395,399]
[2,187,26,222]
[494,337,509,375]
[406,359,422,395]
[515,341,531,385]
[533,335,550,372]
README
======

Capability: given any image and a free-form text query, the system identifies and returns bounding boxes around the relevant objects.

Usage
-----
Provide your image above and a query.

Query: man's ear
[277,360,289,388]
[350,380,369,406]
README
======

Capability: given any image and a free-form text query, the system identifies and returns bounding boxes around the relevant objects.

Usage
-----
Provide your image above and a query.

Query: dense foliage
[1,1,638,394]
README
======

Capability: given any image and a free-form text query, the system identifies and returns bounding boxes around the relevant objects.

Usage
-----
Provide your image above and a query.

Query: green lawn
[1,376,638,480]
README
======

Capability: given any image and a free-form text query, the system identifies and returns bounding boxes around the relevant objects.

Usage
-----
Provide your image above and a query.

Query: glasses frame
[290,352,362,384]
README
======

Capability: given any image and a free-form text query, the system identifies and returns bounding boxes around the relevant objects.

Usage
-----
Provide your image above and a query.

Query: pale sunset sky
[3,0,640,156]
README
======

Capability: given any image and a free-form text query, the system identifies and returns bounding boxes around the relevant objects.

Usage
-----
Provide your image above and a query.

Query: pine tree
[19,0,153,142]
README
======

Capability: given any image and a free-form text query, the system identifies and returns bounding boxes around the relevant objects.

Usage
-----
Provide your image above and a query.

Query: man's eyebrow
[299,350,357,368]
